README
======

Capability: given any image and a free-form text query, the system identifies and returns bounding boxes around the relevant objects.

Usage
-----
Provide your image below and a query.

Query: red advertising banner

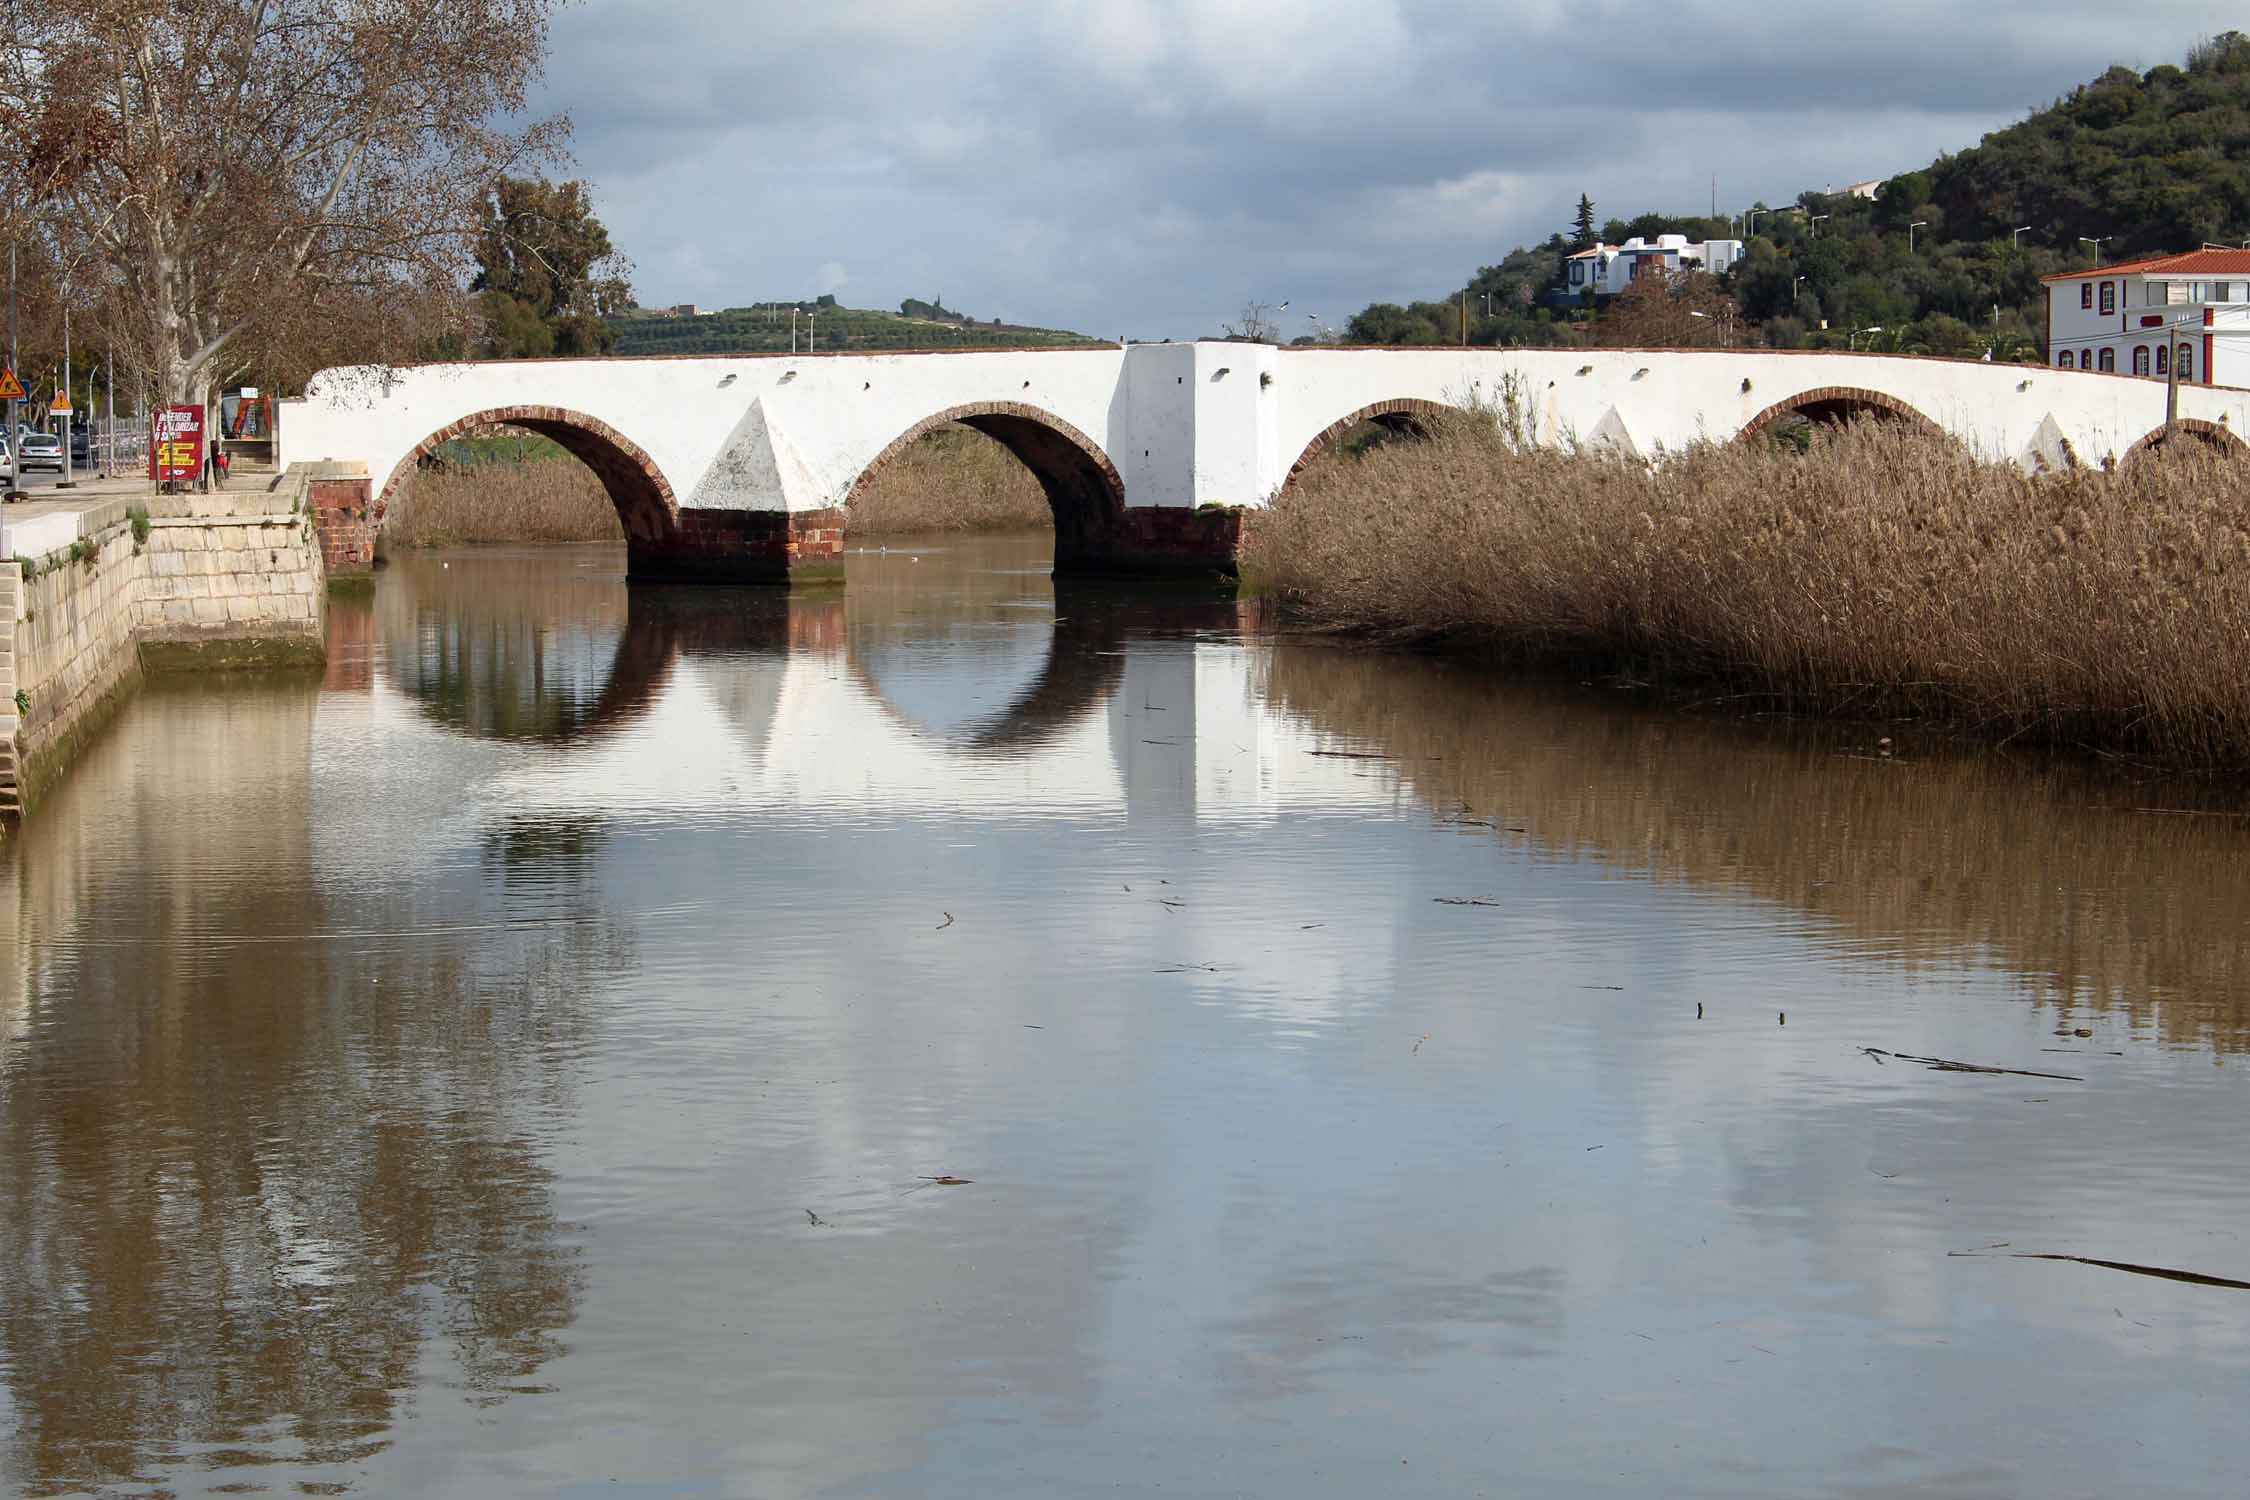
[151,404,205,483]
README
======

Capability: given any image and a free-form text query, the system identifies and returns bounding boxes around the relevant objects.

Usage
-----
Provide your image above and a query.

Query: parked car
[67,424,89,466]
[13,427,62,473]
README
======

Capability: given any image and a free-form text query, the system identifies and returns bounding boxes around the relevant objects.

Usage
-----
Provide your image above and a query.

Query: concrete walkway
[0,469,283,562]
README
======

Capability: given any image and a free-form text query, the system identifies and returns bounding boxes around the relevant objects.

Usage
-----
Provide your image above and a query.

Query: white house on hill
[2043,248,2250,388]
[1564,235,1746,299]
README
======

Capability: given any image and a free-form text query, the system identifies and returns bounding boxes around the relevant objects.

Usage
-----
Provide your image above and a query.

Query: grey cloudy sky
[532,1,2233,340]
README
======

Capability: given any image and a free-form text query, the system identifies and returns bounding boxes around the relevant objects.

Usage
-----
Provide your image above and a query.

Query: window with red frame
[2099,282,2115,315]
[2081,283,2093,309]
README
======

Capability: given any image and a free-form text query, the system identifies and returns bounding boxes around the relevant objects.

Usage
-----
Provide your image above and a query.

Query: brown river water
[3,531,2249,1498]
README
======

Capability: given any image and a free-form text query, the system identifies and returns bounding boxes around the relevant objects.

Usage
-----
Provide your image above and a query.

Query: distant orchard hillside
[609,299,1103,356]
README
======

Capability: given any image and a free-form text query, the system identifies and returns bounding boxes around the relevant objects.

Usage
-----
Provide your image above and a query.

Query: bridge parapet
[281,344,2250,584]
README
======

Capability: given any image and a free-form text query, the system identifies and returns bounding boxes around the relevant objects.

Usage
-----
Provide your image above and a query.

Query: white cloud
[537,0,2230,338]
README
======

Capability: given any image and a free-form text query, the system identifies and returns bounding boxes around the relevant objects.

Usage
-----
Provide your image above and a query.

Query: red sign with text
[151,405,204,482]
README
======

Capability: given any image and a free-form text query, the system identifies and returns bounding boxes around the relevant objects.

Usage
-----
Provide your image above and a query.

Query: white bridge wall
[281,344,2250,517]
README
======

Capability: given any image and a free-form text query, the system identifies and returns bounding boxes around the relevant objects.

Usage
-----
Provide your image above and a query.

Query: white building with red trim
[2043,248,2250,387]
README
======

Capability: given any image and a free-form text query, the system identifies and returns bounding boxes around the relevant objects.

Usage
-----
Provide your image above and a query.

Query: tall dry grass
[386,458,624,548]
[1245,413,2250,765]
[387,423,1053,549]
[847,425,1051,534]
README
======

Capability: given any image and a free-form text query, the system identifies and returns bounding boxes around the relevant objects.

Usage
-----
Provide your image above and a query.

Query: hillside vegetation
[610,298,1102,357]
[1342,32,2250,358]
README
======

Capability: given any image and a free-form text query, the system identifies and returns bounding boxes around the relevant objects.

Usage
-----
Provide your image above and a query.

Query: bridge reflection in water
[348,534,2250,1047]
[3,534,2249,1496]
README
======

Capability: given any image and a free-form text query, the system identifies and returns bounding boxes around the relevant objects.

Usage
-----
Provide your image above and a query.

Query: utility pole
[56,290,74,488]
[2165,317,2181,442]
[6,242,16,495]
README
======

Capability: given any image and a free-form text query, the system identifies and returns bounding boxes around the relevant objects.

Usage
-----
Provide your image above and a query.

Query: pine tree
[1572,194,1598,249]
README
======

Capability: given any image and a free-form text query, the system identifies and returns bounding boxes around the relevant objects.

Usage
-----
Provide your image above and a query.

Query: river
[3,531,2247,1498]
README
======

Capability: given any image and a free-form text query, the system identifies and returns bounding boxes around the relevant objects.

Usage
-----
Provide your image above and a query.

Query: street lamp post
[1746,208,1768,238]
[1809,214,1831,237]
[2012,225,2032,249]
[1909,221,1928,253]
[56,291,73,488]
[1850,324,1884,352]
[2079,236,2108,265]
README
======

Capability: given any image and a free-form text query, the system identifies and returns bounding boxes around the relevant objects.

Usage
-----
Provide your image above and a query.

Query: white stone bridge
[280,343,2250,582]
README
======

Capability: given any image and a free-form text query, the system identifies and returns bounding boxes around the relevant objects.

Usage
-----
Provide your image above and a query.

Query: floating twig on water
[1864,1048,2081,1081]
[1949,1250,2250,1290]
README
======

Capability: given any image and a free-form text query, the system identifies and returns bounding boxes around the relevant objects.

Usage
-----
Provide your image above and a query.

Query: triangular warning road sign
[0,369,24,401]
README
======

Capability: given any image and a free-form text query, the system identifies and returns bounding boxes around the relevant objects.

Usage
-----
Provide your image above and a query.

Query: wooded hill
[1341,32,2250,357]
[609,300,1100,356]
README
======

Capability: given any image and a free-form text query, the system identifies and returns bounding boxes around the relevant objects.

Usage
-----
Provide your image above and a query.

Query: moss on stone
[138,636,326,674]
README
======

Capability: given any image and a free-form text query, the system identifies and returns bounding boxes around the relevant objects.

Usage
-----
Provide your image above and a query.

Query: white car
[13,427,62,472]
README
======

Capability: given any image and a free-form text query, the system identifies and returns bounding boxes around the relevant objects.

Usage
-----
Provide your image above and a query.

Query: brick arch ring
[2122,417,2248,465]
[849,401,1126,554]
[1283,398,1456,486]
[376,405,680,543]
[1738,386,1945,443]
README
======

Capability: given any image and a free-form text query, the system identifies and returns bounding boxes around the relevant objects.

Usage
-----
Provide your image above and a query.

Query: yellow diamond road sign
[48,393,70,414]
[0,369,23,401]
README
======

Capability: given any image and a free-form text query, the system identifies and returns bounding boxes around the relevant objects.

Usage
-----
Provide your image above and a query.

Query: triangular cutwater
[1586,406,1643,462]
[686,397,825,510]
[2022,413,2077,474]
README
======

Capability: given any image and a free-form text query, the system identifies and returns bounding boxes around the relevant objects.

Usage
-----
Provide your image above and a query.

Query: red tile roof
[2043,248,2250,282]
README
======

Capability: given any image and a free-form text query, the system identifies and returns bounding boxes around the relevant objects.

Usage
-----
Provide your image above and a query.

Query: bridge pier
[1055,506,1248,581]
[628,506,850,586]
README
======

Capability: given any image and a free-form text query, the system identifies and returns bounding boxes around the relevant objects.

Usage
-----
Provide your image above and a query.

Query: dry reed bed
[387,423,1051,550]
[1245,418,2250,766]
[846,426,1050,534]
[386,458,624,548]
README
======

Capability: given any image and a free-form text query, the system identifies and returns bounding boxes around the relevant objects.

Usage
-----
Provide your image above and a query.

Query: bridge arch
[375,405,680,544]
[2122,418,2248,466]
[849,402,1125,559]
[1738,386,1943,444]
[1283,398,1455,488]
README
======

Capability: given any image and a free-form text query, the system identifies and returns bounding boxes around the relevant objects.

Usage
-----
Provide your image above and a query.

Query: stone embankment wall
[4,471,328,809]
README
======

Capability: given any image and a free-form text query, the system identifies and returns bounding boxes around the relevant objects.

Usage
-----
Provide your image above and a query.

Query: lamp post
[1746,208,1768,238]
[2079,236,2108,265]
[2012,225,2032,249]
[56,290,73,488]
[1809,214,1831,237]
[1909,221,1928,254]
[1850,325,1884,352]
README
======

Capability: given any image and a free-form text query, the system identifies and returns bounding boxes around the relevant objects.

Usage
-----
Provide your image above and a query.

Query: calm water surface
[4,532,2250,1498]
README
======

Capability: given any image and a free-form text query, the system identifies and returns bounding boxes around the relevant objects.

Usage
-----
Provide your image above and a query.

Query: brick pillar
[1055,506,1248,580]
[629,506,849,585]
[310,477,375,574]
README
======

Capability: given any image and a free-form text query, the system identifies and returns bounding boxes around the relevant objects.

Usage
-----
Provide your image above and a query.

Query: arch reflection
[372,542,1243,765]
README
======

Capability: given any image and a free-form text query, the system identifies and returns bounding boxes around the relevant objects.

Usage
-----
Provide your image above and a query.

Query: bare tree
[1591,270,1745,350]
[0,0,568,407]
[1223,301,1281,344]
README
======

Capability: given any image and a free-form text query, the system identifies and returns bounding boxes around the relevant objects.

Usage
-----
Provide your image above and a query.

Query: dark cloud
[533,0,2225,338]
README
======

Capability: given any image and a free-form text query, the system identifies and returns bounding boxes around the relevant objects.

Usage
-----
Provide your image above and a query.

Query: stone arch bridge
[280,343,2250,583]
